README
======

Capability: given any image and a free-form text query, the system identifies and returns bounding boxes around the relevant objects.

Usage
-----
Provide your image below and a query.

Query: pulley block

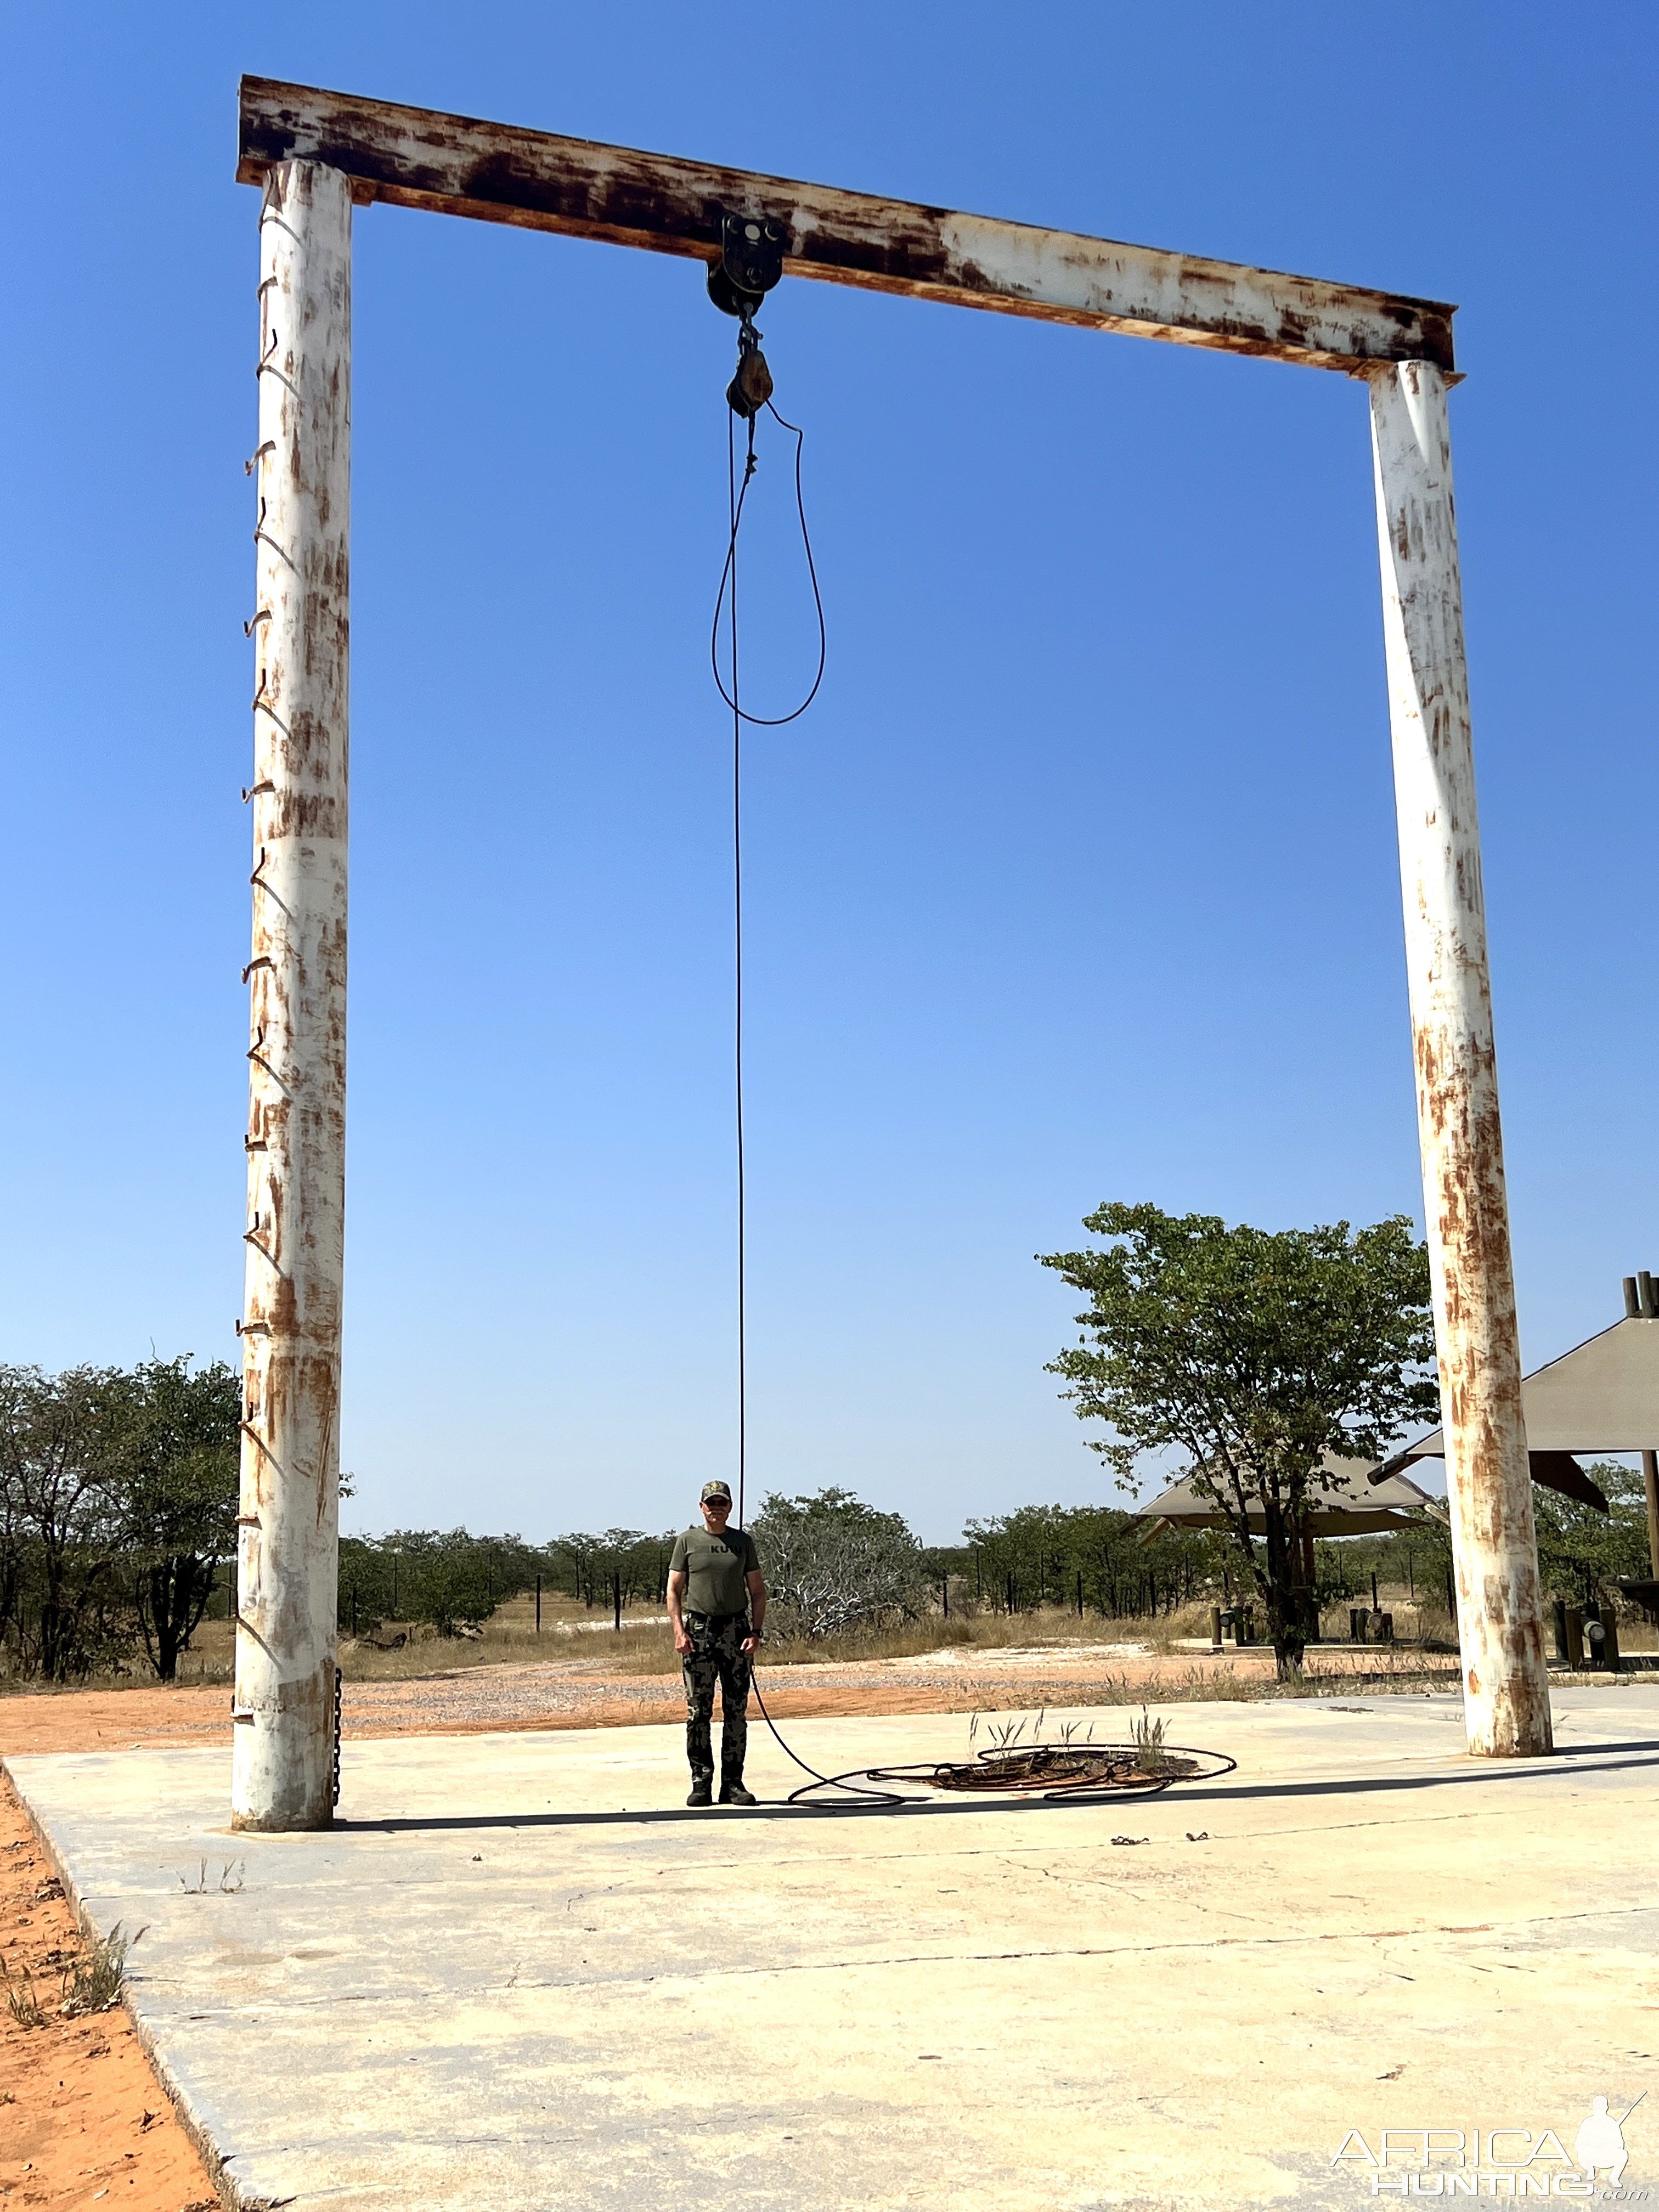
[727,340,774,419]
[707,209,788,318]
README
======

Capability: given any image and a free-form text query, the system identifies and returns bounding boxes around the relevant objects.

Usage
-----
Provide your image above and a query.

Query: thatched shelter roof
[1136,1454,1441,1539]
[1373,1313,1659,1513]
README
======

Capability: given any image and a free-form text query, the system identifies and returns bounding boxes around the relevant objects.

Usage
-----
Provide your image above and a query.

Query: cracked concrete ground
[9,1689,1657,2211]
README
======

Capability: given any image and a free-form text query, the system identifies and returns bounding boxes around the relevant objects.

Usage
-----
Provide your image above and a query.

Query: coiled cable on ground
[748,1671,1237,1811]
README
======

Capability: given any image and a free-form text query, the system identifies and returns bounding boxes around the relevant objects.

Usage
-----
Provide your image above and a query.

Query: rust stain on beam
[238,77,1455,376]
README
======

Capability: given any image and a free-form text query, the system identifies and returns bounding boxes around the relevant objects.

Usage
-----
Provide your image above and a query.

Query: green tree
[377,1530,498,1635]
[356,1528,544,1636]
[568,1530,672,1614]
[0,1364,130,1680]
[1534,1463,1649,1605]
[1039,1203,1438,1678]
[116,1357,239,1681]
[960,1503,1224,1620]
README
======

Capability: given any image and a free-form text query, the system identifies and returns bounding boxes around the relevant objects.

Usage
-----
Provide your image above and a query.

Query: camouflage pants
[682,1612,751,1780]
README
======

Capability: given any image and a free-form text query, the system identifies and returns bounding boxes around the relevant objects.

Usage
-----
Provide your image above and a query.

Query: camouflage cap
[699,1480,733,1504]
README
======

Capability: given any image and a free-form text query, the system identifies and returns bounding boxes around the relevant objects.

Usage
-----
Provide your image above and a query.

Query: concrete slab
[11,1690,1659,2211]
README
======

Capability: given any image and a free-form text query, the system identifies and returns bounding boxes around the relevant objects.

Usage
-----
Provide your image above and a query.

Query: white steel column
[234,160,352,1830]
[1370,361,1551,1758]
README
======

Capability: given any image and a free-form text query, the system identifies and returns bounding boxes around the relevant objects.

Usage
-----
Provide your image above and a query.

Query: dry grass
[337,1591,673,1681]
[61,1923,142,2019]
[0,1589,678,1695]
[149,1588,1479,1694]
[567,1598,1467,1689]
[15,1568,1633,1700]
[157,1618,235,1684]
[972,1652,1460,1707]
[351,1592,1237,1684]
[575,1603,1189,1677]
[0,1922,143,2026]
[0,1954,47,2030]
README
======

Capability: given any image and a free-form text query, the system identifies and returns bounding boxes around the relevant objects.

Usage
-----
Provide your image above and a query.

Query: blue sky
[1,4,1652,1544]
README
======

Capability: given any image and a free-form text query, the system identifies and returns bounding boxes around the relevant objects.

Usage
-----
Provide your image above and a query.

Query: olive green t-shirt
[670,1525,760,1617]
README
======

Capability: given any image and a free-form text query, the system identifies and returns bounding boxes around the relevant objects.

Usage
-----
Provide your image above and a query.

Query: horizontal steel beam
[238,77,1455,376]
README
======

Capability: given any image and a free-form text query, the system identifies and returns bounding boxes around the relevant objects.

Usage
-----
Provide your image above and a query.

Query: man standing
[667,1481,766,1806]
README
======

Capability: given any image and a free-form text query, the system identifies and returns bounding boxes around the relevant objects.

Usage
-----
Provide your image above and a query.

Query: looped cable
[709,400,826,727]
[748,1673,924,1807]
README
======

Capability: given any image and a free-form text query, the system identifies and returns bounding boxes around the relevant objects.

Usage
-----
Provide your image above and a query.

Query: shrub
[750,1487,925,1641]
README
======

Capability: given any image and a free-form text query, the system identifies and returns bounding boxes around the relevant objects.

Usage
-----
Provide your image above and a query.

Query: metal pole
[1369,360,1551,1758]
[233,160,352,1831]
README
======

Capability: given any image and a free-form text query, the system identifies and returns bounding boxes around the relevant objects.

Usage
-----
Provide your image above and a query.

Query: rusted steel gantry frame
[233,77,1547,1826]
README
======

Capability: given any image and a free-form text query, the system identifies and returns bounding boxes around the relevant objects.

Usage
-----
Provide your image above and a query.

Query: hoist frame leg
[233,160,352,1833]
[1370,360,1551,1760]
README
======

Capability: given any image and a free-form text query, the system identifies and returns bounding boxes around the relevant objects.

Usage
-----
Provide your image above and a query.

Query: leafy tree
[750,1487,924,1640]
[1534,1463,1649,1605]
[0,1364,129,1680]
[958,1503,1225,1619]
[1039,1203,1438,1678]
[332,1527,673,1639]
[343,1528,548,1636]
[554,1530,673,1612]
[337,1534,397,1632]
[372,1529,501,1635]
[115,1357,239,1681]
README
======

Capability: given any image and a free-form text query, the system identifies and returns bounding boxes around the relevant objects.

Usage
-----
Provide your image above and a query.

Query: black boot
[718,1773,757,1806]
[687,1771,713,1807]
